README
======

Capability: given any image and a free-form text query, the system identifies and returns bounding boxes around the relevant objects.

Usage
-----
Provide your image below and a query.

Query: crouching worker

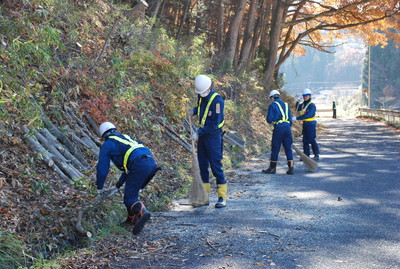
[96,122,159,235]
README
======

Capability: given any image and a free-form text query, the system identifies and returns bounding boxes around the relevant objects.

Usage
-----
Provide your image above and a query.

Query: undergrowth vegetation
[0,0,274,267]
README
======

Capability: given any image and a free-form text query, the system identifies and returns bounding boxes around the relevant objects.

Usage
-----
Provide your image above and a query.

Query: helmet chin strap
[200,88,211,97]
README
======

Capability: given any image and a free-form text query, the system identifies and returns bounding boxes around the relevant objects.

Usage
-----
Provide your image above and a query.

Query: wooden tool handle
[188,114,196,151]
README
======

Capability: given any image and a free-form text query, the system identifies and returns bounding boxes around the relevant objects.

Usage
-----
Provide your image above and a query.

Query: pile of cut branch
[23,106,100,184]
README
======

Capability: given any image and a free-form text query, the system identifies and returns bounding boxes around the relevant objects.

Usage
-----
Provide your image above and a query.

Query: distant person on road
[186,74,227,208]
[332,101,337,118]
[293,88,320,161]
[96,122,159,235]
[262,90,294,175]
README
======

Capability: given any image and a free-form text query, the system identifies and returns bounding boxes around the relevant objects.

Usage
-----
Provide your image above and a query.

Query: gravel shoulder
[97,118,400,269]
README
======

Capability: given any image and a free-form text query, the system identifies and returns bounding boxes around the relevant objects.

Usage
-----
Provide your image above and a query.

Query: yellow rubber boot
[203,183,211,194]
[215,184,227,208]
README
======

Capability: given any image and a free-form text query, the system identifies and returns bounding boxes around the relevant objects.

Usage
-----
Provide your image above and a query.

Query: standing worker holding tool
[262,90,294,175]
[332,101,337,118]
[96,122,160,235]
[293,88,320,161]
[186,74,227,208]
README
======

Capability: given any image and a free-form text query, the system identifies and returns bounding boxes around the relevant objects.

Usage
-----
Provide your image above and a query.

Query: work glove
[296,96,302,102]
[190,132,198,141]
[292,117,297,121]
[186,108,193,116]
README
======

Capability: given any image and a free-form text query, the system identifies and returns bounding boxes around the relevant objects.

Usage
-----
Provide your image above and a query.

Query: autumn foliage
[0,0,399,267]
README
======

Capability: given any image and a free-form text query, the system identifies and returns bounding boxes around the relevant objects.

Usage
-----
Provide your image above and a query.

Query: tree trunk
[216,0,225,52]
[194,1,206,36]
[176,0,191,40]
[222,0,247,73]
[263,0,286,90]
[275,1,305,71]
[249,0,270,63]
[237,0,259,70]
[147,0,163,18]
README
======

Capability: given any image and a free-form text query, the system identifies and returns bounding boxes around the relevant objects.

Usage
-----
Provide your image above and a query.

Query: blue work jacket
[192,89,224,136]
[267,98,293,126]
[96,131,151,189]
[296,99,316,121]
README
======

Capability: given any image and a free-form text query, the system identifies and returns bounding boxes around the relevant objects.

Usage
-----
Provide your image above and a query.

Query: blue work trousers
[124,155,157,209]
[302,121,320,156]
[197,132,226,185]
[270,123,293,161]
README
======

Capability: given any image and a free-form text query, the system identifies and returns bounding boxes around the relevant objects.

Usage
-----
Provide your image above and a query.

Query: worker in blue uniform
[96,122,158,235]
[262,90,294,175]
[332,101,337,118]
[186,74,227,208]
[293,88,320,161]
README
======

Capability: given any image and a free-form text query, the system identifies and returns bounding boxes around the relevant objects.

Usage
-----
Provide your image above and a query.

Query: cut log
[164,128,192,153]
[65,106,99,143]
[158,119,192,152]
[77,129,100,151]
[44,120,90,167]
[36,132,68,162]
[84,113,101,137]
[53,165,73,184]
[22,126,73,184]
[23,127,55,167]
[53,158,85,181]
[39,128,87,170]
[70,133,100,157]
[224,131,246,148]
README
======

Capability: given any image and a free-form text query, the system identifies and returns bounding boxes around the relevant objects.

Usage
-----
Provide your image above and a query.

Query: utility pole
[368,45,371,108]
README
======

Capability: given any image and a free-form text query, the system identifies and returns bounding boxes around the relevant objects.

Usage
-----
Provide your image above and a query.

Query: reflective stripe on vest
[109,135,144,172]
[301,101,315,122]
[272,101,290,125]
[198,92,225,128]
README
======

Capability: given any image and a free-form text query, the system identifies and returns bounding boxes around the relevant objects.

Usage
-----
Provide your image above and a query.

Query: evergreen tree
[364,39,400,109]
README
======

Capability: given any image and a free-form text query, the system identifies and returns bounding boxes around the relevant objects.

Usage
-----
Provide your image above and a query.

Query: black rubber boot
[286,160,294,175]
[313,155,320,161]
[262,161,277,174]
[131,201,151,235]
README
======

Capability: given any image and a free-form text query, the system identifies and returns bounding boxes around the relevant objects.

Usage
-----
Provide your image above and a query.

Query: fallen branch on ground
[75,186,121,237]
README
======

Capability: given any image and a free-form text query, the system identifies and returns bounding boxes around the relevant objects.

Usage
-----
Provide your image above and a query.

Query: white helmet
[195,75,212,94]
[99,122,116,138]
[302,88,312,95]
[269,89,280,98]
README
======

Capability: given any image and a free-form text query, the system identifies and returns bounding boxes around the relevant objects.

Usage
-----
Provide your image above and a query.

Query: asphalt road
[112,118,400,269]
